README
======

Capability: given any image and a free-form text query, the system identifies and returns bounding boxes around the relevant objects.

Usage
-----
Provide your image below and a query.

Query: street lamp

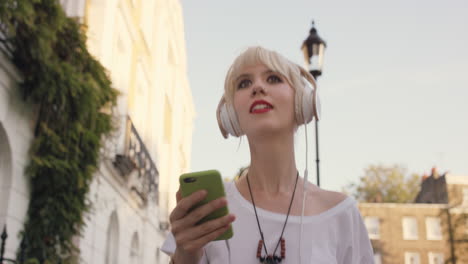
[301,20,326,187]
[301,21,327,79]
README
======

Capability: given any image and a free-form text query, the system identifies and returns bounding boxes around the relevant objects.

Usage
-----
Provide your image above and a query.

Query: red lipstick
[250,100,273,114]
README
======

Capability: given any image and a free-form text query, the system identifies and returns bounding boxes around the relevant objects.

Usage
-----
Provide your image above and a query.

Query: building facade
[0,52,34,263]
[0,0,194,263]
[359,174,468,264]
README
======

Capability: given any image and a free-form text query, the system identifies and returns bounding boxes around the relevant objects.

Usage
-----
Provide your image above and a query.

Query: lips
[250,100,273,114]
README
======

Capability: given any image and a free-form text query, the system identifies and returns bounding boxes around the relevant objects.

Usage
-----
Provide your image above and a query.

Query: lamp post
[301,20,326,187]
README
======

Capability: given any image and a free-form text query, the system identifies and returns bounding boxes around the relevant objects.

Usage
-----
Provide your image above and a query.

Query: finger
[171,197,227,235]
[176,189,182,203]
[178,214,235,242]
[181,224,233,253]
[182,197,227,227]
[170,190,207,222]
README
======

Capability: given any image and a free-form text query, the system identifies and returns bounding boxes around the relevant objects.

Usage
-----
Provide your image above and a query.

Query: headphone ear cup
[216,96,243,138]
[217,97,231,138]
[297,66,321,124]
[225,102,243,137]
[300,82,316,124]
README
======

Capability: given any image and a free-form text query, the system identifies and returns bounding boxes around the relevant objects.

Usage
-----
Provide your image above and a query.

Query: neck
[246,131,297,194]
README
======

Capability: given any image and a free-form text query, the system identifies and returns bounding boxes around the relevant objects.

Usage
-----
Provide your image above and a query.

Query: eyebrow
[234,70,276,83]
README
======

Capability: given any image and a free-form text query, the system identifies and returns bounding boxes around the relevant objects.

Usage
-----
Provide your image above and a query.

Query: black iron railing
[113,117,159,205]
[0,225,26,264]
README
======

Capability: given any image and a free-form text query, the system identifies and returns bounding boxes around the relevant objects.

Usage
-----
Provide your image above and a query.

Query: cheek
[278,91,296,117]
[232,94,242,114]
[232,93,248,119]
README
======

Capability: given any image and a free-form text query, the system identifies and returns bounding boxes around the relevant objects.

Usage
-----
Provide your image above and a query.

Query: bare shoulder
[304,183,348,215]
[318,189,348,207]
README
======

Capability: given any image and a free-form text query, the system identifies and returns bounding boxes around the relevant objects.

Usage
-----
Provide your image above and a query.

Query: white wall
[79,162,166,264]
[0,53,33,260]
[81,0,193,263]
[151,0,195,222]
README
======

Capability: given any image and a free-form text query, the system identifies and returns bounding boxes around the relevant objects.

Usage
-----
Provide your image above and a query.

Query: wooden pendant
[260,255,281,263]
[257,239,285,263]
[264,256,279,264]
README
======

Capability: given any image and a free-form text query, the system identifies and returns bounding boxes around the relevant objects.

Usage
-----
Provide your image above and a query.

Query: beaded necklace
[246,172,299,264]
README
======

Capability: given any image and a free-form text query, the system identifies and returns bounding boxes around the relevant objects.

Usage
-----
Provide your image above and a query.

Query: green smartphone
[179,170,233,240]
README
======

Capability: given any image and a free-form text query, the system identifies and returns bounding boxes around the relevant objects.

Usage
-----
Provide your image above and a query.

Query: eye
[237,79,251,89]
[267,74,282,83]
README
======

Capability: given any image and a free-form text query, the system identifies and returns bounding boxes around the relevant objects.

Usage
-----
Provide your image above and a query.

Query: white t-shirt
[162,181,374,264]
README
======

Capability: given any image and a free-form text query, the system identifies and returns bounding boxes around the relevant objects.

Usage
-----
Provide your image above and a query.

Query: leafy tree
[223,166,249,182]
[1,0,117,263]
[346,164,421,203]
[440,206,468,263]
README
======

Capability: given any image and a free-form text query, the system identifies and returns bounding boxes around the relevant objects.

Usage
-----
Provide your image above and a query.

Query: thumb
[176,189,182,203]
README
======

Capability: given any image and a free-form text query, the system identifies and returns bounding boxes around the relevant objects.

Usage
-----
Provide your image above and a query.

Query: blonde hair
[223,46,315,104]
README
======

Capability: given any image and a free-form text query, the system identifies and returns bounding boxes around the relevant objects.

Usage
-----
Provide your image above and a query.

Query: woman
[162,46,374,263]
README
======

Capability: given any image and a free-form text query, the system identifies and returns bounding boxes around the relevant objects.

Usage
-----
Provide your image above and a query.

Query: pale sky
[180,0,468,191]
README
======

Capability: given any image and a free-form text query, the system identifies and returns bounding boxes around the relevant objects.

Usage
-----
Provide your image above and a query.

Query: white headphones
[216,66,321,138]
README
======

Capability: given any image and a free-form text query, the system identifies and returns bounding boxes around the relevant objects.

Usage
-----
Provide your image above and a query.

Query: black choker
[246,172,299,264]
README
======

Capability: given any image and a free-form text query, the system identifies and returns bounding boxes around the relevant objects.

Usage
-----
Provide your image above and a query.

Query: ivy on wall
[0,0,118,263]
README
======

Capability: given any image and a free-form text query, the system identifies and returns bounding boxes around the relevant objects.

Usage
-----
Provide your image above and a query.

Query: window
[374,252,382,264]
[364,217,380,239]
[133,63,150,137]
[463,188,468,206]
[426,217,442,240]
[140,0,155,47]
[404,252,420,264]
[155,248,161,263]
[428,252,444,264]
[130,233,139,264]
[111,10,132,93]
[105,211,120,264]
[110,9,132,155]
[465,218,468,235]
[402,217,419,240]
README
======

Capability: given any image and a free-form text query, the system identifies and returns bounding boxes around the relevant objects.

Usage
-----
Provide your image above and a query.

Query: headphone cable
[299,116,310,263]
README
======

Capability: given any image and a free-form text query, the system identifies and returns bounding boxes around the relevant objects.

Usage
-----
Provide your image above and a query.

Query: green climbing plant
[0,0,118,263]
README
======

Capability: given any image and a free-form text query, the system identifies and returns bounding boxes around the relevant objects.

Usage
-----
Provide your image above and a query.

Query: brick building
[358,173,468,264]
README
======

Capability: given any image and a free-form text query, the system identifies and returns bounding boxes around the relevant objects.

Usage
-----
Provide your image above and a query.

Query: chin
[246,124,293,138]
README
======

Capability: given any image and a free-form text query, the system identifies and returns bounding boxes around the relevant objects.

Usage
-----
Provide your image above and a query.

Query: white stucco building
[0,52,33,264]
[0,0,194,263]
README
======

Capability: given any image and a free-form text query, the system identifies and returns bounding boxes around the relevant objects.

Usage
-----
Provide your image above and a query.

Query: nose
[251,82,266,96]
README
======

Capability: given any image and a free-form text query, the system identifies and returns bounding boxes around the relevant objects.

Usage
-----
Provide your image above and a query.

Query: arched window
[105,211,119,264]
[129,232,139,264]
[155,247,161,263]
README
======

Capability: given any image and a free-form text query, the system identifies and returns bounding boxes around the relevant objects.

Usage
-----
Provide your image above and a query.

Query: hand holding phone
[169,170,235,264]
[179,170,233,240]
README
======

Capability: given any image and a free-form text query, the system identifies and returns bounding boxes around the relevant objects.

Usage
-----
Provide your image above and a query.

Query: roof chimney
[431,167,439,179]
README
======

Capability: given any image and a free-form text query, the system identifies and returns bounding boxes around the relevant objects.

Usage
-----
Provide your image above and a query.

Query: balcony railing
[113,117,159,206]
